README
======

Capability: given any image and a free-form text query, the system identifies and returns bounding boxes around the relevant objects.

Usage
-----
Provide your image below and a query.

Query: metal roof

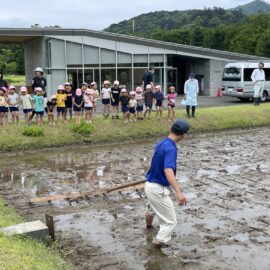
[0,28,267,61]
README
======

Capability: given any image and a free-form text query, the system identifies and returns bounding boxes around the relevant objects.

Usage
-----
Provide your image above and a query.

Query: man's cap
[171,119,190,135]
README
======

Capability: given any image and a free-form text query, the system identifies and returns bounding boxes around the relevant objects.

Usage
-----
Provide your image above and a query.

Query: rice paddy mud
[0,127,270,270]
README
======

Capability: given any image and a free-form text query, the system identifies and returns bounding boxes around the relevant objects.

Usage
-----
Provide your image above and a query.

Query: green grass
[1,104,270,152]
[0,198,71,270]
[4,74,26,86]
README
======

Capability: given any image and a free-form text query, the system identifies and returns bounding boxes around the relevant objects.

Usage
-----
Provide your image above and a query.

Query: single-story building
[0,28,265,96]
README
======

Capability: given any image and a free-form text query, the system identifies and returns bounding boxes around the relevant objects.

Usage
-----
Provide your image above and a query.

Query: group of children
[0,80,178,126]
[101,80,177,124]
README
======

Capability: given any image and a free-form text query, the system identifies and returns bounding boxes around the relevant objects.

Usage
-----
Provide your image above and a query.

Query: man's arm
[165,168,187,205]
[251,70,256,83]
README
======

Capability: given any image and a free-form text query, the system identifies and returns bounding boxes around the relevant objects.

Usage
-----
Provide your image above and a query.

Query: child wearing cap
[90,82,99,116]
[0,88,9,127]
[56,85,67,124]
[33,87,45,126]
[135,87,144,120]
[84,89,93,124]
[64,82,73,120]
[128,91,137,122]
[73,89,84,125]
[101,80,111,118]
[154,85,164,121]
[8,86,20,125]
[167,86,177,122]
[119,88,129,124]
[111,80,121,120]
[81,82,88,117]
[46,95,57,125]
[20,86,33,126]
[144,84,154,119]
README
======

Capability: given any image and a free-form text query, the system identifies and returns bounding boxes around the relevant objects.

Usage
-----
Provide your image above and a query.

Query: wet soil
[0,127,270,270]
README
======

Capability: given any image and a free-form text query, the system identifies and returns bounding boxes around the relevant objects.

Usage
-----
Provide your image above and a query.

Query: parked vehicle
[222,62,270,101]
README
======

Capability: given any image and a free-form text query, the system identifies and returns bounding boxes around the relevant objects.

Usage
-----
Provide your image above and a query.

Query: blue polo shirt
[146,138,177,187]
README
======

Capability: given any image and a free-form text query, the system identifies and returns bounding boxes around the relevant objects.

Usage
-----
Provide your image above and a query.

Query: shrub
[23,126,44,137]
[72,122,94,135]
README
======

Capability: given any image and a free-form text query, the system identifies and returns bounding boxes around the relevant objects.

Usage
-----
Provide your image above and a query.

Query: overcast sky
[0,0,268,30]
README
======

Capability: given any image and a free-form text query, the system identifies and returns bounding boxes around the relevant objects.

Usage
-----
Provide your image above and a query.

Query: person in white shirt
[251,62,265,106]
[101,80,111,117]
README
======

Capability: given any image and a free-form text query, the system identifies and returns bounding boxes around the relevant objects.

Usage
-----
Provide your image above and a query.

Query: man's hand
[176,191,187,206]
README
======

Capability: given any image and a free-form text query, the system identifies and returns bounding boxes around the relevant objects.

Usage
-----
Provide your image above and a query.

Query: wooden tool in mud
[29,180,146,205]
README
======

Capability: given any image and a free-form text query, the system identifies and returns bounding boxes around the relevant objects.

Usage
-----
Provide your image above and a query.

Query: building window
[101,69,116,85]
[101,49,116,67]
[149,54,164,67]
[66,42,83,65]
[118,69,132,90]
[134,68,147,87]
[84,45,99,66]
[85,69,94,85]
[117,52,132,67]
[134,54,148,67]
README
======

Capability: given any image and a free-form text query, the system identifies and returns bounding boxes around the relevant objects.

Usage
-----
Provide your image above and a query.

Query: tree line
[150,14,270,57]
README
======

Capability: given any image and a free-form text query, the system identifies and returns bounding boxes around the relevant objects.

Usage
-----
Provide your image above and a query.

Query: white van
[222,62,270,101]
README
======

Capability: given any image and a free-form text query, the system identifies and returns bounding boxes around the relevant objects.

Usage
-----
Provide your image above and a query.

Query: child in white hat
[20,86,33,126]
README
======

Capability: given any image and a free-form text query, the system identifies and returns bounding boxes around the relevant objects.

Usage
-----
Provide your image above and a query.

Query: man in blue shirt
[145,119,189,247]
[142,66,155,91]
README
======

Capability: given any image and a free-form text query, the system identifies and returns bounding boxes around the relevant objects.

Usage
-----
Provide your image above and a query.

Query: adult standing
[32,67,47,97]
[251,62,265,106]
[184,73,199,118]
[0,72,8,89]
[144,119,189,248]
[142,66,155,91]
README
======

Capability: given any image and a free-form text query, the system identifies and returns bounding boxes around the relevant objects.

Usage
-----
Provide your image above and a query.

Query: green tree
[256,29,270,57]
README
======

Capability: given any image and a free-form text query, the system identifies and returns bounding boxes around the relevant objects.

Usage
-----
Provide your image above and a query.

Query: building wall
[23,36,231,97]
[24,38,46,88]
[192,60,211,95]
[209,59,229,96]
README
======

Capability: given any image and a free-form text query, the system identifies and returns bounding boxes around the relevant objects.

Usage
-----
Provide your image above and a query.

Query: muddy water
[0,128,270,270]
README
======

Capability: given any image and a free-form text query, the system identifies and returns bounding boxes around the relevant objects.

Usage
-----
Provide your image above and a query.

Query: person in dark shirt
[119,88,129,124]
[64,82,73,120]
[31,67,47,97]
[0,72,8,89]
[142,66,155,90]
[111,80,121,120]
[154,85,164,120]
[144,84,155,118]
[45,95,57,125]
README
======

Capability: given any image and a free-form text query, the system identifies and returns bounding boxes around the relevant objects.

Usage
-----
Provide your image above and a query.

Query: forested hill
[231,0,270,16]
[104,8,246,35]
[104,1,270,58]
[104,1,270,35]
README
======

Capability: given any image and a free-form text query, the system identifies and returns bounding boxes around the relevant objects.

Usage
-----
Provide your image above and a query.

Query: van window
[265,68,270,81]
[222,67,241,81]
[244,68,253,81]
[245,68,270,81]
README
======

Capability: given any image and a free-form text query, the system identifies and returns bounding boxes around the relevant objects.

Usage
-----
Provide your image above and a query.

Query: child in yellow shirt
[56,85,67,123]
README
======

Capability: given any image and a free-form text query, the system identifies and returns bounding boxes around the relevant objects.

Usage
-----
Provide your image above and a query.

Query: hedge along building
[0,28,263,97]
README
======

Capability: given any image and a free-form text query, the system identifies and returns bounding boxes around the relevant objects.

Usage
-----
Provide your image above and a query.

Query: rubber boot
[258,97,261,106]
[192,106,196,118]
[254,98,258,106]
[186,106,190,118]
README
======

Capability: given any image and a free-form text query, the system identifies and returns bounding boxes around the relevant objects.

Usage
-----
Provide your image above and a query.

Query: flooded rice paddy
[0,127,270,270]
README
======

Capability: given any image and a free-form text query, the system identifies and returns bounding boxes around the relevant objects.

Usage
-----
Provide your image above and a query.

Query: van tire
[261,91,268,102]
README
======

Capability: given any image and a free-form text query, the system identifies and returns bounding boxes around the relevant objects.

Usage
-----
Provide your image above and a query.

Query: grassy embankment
[0,198,71,270]
[0,104,270,152]
[4,74,26,87]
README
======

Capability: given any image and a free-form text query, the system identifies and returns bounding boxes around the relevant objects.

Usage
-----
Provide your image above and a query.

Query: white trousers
[145,181,177,243]
[254,81,264,98]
